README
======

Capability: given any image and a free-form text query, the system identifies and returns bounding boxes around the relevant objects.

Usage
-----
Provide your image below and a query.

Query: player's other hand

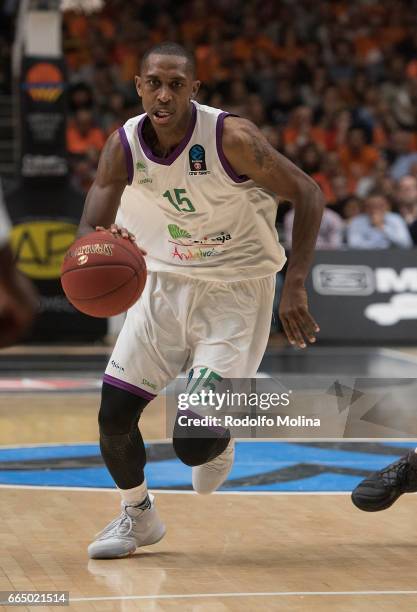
[0,271,39,349]
[279,283,319,349]
[95,224,147,255]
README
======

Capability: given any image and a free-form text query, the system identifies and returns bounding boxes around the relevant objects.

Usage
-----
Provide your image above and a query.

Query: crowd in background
[3,0,417,248]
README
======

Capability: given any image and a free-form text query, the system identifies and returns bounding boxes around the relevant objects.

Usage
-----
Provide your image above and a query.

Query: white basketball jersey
[117,101,286,281]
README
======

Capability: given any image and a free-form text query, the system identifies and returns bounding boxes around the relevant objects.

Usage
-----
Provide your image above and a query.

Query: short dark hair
[141,42,196,77]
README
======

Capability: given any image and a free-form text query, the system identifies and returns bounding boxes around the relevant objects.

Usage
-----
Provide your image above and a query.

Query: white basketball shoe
[88,494,166,559]
[192,439,235,494]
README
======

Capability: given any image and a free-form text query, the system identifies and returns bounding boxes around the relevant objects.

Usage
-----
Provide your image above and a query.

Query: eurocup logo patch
[189,144,207,172]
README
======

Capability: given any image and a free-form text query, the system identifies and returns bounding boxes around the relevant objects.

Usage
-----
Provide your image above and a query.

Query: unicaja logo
[111,360,125,372]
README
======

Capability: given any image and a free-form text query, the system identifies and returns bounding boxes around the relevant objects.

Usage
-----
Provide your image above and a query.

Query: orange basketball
[61,231,146,317]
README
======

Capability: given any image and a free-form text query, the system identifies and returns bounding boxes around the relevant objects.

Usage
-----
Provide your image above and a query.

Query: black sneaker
[351,452,417,512]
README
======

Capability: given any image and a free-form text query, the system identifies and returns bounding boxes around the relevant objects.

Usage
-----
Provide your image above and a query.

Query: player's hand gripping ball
[61,230,146,317]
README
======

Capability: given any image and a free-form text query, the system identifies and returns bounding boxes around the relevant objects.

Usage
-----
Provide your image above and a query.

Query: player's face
[136,55,200,131]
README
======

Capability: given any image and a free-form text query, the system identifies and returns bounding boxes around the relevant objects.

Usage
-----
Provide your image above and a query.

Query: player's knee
[173,432,230,466]
[98,382,149,435]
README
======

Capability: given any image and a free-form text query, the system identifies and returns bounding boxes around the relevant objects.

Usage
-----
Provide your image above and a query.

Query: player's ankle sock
[118,479,149,506]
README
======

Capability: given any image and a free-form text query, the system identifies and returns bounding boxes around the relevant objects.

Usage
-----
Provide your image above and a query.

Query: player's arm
[222,116,325,348]
[77,131,137,243]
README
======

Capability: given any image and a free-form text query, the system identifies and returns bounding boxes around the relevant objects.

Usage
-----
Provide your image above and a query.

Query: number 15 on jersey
[163,189,196,213]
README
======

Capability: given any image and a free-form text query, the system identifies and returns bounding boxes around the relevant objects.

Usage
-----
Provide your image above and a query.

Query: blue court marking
[0,445,99,461]
[233,474,364,492]
[0,441,416,491]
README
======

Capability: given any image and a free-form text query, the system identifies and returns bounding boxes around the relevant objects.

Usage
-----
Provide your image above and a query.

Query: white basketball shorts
[104,271,275,401]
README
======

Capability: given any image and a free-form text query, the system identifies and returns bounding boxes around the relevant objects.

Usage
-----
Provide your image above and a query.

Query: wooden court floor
[2,488,417,611]
[1,347,417,610]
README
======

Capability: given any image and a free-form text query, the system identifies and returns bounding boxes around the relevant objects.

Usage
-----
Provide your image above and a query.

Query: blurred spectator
[338,127,380,182]
[284,206,344,250]
[328,174,356,211]
[387,130,417,180]
[342,196,363,222]
[396,175,417,225]
[328,40,356,83]
[395,175,417,246]
[233,16,278,63]
[227,79,249,116]
[347,193,412,249]
[68,83,94,113]
[298,142,323,175]
[356,158,393,198]
[67,109,105,156]
[102,91,128,133]
[261,125,284,153]
[266,79,301,125]
[70,157,98,193]
[282,106,327,158]
[409,219,417,245]
[243,93,266,125]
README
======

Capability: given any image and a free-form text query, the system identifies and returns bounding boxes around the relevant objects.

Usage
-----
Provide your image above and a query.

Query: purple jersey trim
[118,127,133,185]
[137,103,197,166]
[216,112,249,184]
[103,373,156,400]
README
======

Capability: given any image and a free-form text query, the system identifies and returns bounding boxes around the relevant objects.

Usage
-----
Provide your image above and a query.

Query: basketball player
[0,180,38,348]
[78,42,325,559]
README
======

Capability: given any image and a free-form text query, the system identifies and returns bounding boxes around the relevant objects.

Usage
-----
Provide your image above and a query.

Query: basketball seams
[111,238,147,271]
[68,270,139,302]
[61,231,147,316]
[62,264,138,300]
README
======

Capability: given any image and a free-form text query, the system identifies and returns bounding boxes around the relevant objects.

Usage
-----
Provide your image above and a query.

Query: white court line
[69,590,417,603]
[0,483,354,495]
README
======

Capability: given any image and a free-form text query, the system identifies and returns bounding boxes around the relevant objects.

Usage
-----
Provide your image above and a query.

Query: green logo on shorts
[142,378,157,390]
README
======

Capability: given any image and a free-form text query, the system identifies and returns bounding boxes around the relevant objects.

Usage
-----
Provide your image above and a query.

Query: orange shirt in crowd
[64,13,115,70]
[372,124,388,148]
[312,172,356,204]
[64,13,115,41]
[354,34,381,62]
[181,19,206,44]
[378,25,407,49]
[338,144,380,180]
[283,126,328,150]
[195,45,224,82]
[113,44,139,82]
[233,35,278,62]
[67,123,105,155]
[275,44,305,63]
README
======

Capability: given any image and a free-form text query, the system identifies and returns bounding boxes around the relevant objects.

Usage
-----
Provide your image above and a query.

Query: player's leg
[88,272,188,558]
[89,382,166,559]
[351,450,417,512]
[172,365,235,494]
[172,372,232,468]
[174,275,275,494]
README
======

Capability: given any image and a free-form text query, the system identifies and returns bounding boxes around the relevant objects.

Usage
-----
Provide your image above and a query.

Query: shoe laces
[380,453,417,490]
[96,508,136,540]
[204,441,235,473]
